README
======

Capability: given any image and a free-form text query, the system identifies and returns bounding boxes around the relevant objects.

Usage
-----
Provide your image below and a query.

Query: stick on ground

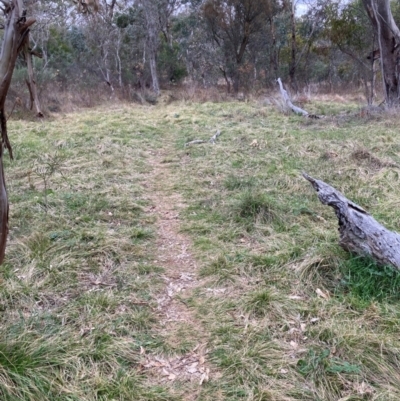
[185,130,222,147]
[209,130,221,144]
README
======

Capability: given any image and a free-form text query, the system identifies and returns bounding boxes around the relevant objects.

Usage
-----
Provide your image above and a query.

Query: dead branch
[184,140,206,147]
[185,130,222,147]
[277,78,320,118]
[303,172,400,269]
[209,130,221,144]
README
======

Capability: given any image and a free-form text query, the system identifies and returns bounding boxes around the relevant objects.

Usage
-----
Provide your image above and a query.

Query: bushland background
[7,0,385,113]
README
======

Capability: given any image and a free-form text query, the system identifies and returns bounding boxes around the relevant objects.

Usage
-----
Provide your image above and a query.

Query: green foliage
[327,0,371,52]
[47,26,74,69]
[244,289,272,316]
[131,227,153,240]
[158,40,187,83]
[115,6,143,29]
[67,26,87,54]
[200,254,236,282]
[10,0,384,102]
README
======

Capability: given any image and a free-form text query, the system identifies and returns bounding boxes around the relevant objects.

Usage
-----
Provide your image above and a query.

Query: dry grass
[1,98,400,400]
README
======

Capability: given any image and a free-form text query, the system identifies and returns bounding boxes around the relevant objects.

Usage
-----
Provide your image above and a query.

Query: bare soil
[142,150,210,394]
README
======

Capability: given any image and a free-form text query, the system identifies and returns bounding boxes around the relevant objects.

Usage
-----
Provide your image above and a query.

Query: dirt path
[142,149,210,395]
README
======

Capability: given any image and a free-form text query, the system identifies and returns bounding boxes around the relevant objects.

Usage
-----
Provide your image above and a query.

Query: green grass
[166,99,400,400]
[1,98,400,400]
[338,256,400,304]
[0,105,181,400]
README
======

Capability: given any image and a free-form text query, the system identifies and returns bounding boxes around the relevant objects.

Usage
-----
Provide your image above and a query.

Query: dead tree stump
[303,173,400,269]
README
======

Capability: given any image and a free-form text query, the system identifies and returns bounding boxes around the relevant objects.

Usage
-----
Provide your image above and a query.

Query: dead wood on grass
[277,78,321,118]
[185,130,221,147]
[303,172,400,269]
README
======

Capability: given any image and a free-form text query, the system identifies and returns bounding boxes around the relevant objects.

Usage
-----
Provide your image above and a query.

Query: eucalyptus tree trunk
[0,0,35,263]
[23,40,43,117]
[289,1,298,92]
[269,17,278,79]
[362,0,400,106]
[141,0,160,95]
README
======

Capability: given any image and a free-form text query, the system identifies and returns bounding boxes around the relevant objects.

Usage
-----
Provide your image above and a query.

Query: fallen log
[303,172,400,269]
[277,78,309,116]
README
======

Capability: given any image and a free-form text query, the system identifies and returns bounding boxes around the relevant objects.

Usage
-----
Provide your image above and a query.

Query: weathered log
[277,77,309,116]
[303,172,400,269]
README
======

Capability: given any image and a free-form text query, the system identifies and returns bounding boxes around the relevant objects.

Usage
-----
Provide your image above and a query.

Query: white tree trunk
[363,0,400,106]
[0,0,36,263]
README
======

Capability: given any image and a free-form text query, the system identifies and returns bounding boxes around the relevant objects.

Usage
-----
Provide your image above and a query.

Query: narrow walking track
[142,149,210,397]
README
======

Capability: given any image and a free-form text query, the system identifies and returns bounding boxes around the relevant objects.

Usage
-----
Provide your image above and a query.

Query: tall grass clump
[232,191,281,228]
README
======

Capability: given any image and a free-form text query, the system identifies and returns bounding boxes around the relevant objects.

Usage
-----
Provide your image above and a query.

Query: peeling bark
[303,173,400,270]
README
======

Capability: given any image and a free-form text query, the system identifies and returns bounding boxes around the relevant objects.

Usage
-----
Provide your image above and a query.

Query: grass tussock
[2,98,400,400]
[234,191,280,225]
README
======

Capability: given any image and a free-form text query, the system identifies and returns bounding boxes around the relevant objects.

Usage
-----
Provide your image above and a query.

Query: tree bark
[23,39,43,117]
[362,0,400,106]
[303,173,400,270]
[142,0,160,95]
[289,1,298,92]
[0,0,35,263]
[269,17,278,79]
[219,66,231,93]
